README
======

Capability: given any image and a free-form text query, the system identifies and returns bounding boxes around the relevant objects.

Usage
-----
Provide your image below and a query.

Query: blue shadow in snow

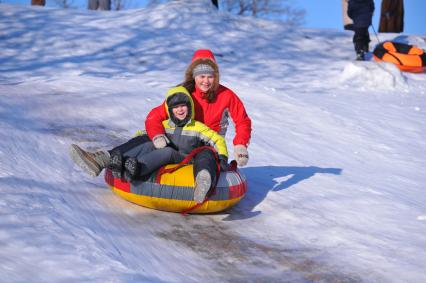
[223,165,342,221]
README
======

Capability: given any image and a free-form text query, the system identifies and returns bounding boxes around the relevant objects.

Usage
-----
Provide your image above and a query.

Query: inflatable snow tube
[104,164,247,214]
[373,41,426,73]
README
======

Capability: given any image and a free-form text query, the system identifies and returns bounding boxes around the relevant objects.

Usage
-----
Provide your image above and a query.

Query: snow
[1,1,426,282]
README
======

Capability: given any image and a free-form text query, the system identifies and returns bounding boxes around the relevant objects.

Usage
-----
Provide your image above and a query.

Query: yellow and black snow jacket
[160,86,228,160]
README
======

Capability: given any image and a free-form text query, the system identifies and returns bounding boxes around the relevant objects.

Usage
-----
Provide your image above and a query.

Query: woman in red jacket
[145,49,252,196]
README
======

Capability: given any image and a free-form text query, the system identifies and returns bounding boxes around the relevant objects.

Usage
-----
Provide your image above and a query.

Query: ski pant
[126,142,185,177]
[88,0,111,10]
[193,148,218,187]
[109,135,218,186]
[353,27,370,52]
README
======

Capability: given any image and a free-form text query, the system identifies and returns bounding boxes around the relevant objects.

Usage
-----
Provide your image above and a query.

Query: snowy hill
[1,1,425,282]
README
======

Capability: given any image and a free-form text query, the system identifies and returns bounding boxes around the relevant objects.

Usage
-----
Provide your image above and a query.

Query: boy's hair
[166,92,192,127]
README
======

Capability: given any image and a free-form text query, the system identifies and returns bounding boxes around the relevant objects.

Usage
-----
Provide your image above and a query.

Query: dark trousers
[128,142,185,177]
[353,27,370,52]
[109,136,218,183]
[193,149,218,187]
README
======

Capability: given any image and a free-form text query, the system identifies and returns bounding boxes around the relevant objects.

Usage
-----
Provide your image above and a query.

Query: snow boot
[69,144,110,177]
[193,169,211,204]
[109,150,123,179]
[124,157,139,181]
[356,50,365,61]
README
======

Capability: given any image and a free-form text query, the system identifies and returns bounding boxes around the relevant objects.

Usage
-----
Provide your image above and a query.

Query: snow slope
[1,1,425,282]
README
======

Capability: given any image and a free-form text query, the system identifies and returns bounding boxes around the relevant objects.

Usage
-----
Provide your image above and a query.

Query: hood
[191,49,216,63]
[164,86,195,126]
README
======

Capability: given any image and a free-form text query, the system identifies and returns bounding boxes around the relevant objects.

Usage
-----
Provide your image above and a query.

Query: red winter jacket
[145,85,252,147]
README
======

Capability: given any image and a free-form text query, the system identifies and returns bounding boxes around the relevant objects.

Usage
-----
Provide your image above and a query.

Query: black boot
[108,150,123,179]
[124,157,140,181]
[353,27,370,61]
[356,50,365,61]
[69,144,110,177]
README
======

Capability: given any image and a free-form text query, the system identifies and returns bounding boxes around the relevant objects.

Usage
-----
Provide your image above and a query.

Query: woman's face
[172,104,189,121]
[194,74,214,92]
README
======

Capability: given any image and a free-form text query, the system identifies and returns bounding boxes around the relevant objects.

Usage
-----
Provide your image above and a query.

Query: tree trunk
[31,0,46,6]
[379,0,404,33]
[88,0,111,10]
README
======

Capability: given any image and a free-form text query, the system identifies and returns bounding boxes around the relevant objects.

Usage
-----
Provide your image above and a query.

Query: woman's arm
[145,101,168,141]
[227,90,252,147]
[195,122,228,160]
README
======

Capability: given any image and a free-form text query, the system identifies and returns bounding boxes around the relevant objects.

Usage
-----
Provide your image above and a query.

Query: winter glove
[234,144,249,167]
[152,134,169,149]
[219,156,229,172]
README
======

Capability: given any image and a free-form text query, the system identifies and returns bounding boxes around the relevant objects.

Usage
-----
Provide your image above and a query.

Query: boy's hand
[153,135,169,149]
[219,157,228,171]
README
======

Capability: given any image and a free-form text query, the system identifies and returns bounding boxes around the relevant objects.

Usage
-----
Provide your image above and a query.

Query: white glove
[234,144,249,167]
[152,134,169,149]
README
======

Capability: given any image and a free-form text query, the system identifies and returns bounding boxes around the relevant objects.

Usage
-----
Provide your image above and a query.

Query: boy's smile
[172,104,189,121]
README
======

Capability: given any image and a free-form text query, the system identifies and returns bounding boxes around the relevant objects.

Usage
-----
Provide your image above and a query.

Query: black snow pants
[353,27,371,52]
[109,135,218,186]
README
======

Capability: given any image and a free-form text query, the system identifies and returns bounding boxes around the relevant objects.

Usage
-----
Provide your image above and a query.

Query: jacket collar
[194,85,208,99]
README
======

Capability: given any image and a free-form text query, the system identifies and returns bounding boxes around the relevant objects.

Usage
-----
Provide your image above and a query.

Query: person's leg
[70,135,151,178]
[125,147,185,179]
[69,144,110,177]
[193,149,219,203]
[108,135,151,178]
[353,27,370,60]
[109,135,150,156]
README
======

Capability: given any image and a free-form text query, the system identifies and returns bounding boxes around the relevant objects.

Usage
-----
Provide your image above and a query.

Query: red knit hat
[191,49,216,63]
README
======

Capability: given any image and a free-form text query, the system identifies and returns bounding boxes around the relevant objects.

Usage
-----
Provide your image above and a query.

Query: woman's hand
[234,145,249,166]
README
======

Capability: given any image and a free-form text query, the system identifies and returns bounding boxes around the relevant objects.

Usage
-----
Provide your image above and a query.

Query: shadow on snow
[224,165,342,221]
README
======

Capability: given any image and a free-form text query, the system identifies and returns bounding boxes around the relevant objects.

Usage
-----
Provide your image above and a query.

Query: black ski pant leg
[136,147,185,177]
[122,141,156,159]
[108,135,150,157]
[193,149,218,188]
[353,27,370,52]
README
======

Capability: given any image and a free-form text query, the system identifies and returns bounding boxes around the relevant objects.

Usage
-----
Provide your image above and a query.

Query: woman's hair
[182,58,219,102]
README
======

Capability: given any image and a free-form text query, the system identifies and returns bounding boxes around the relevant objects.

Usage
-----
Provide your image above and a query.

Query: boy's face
[172,104,189,121]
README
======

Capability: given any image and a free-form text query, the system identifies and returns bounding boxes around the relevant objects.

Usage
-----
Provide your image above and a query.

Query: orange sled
[373,41,426,73]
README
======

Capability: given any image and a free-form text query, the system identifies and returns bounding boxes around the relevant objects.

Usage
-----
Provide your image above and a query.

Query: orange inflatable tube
[373,41,426,73]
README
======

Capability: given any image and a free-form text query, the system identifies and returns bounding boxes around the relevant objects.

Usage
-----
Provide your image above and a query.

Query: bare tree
[88,0,111,10]
[147,0,167,6]
[54,0,72,8]
[112,0,126,10]
[223,0,305,26]
[147,0,304,25]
